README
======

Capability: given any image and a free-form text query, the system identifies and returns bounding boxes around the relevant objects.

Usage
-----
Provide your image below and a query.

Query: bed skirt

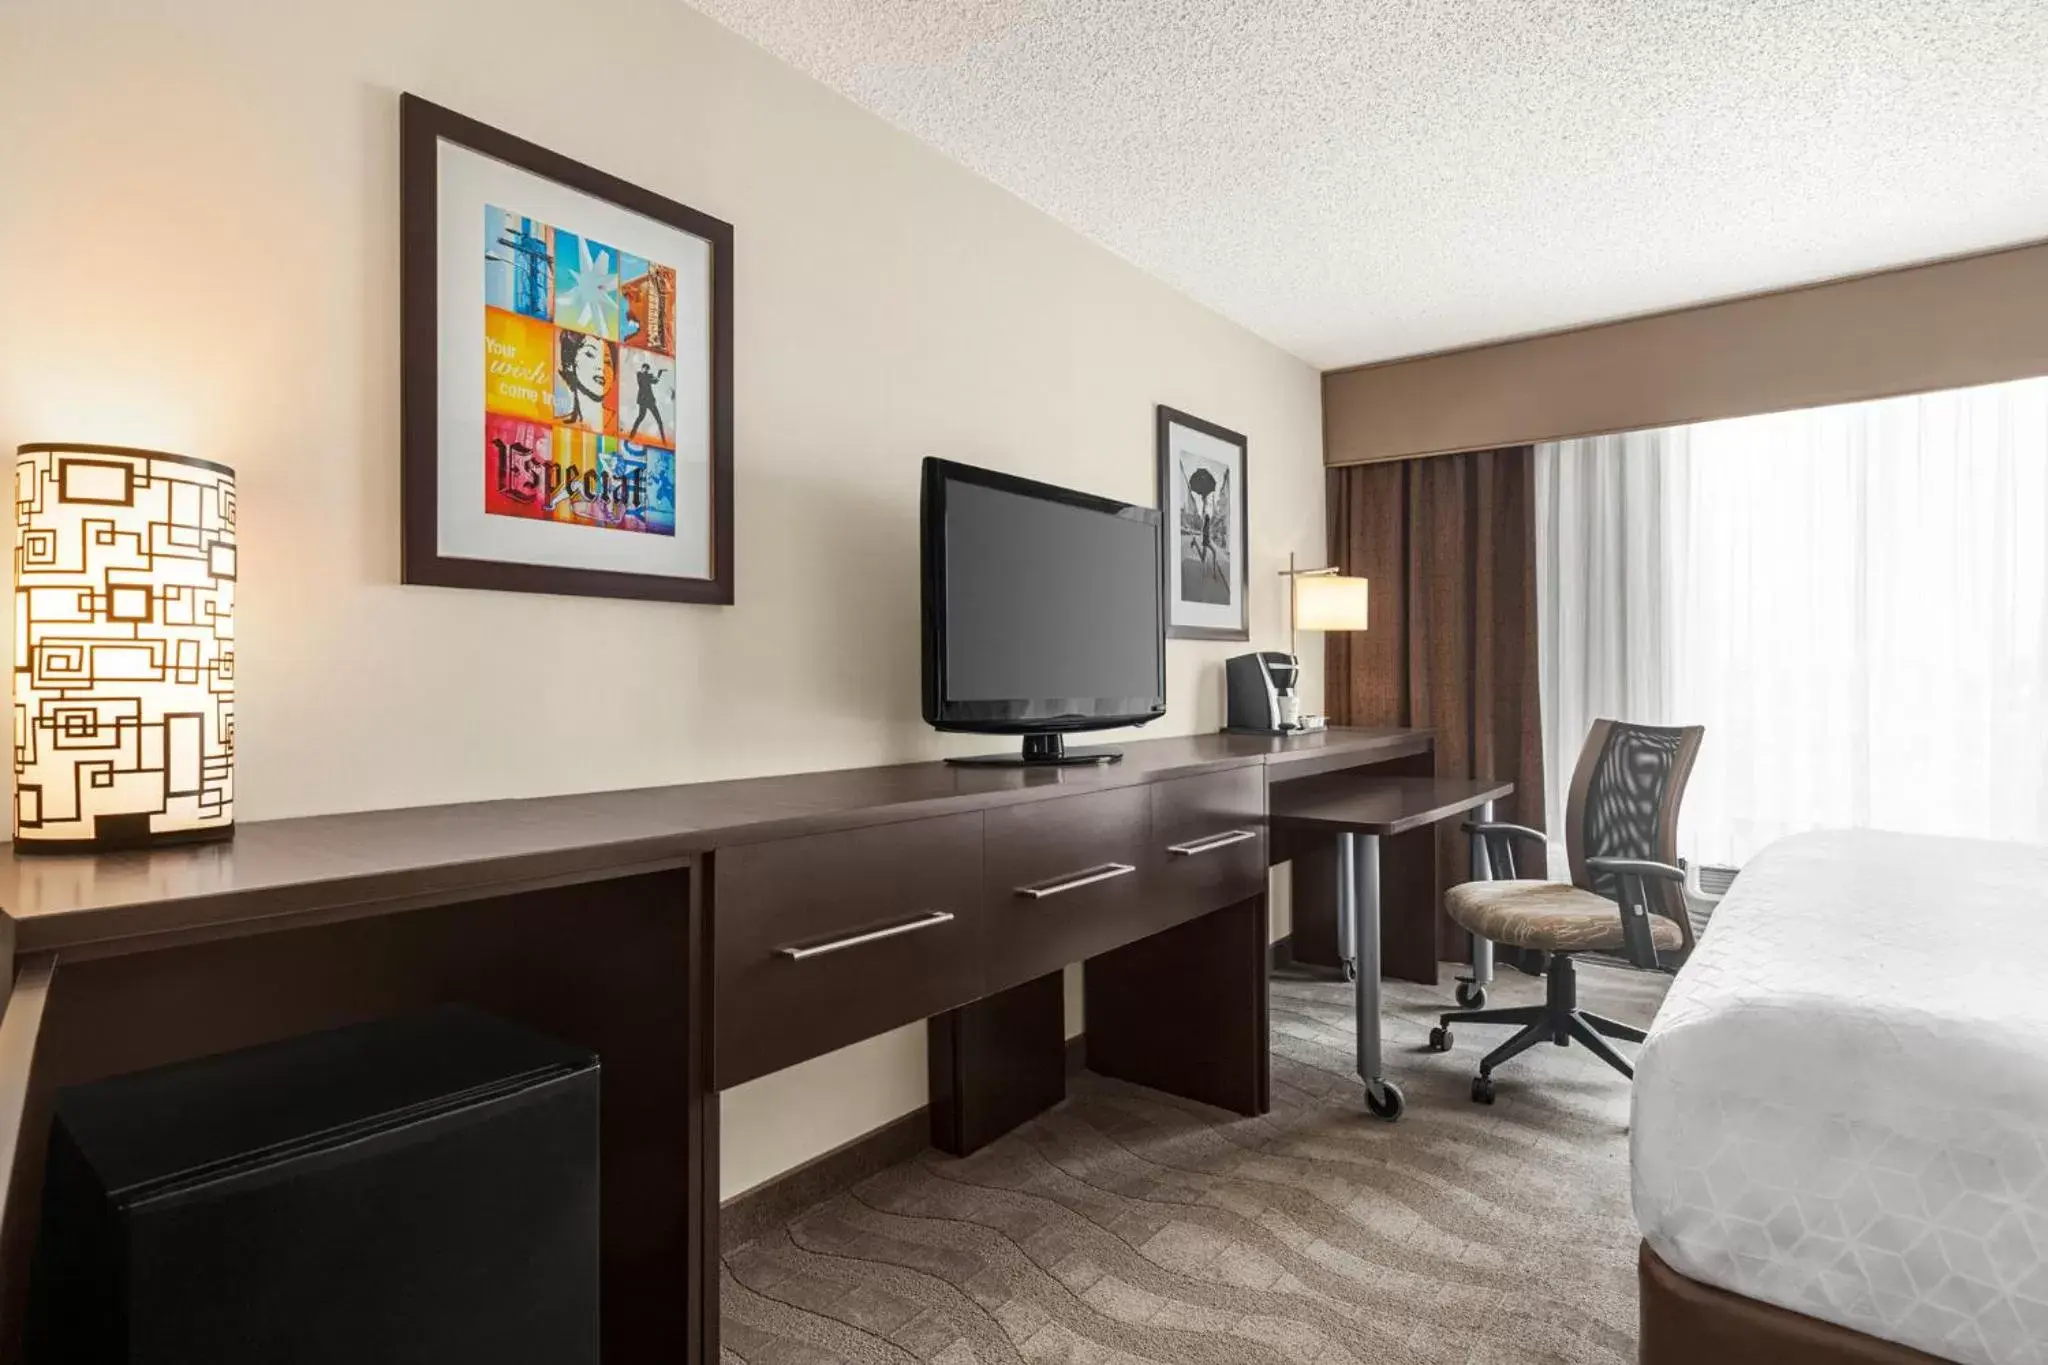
[1638,1243,1950,1365]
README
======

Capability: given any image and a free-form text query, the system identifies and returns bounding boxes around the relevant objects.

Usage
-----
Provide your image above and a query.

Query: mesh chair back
[1565,719,1704,952]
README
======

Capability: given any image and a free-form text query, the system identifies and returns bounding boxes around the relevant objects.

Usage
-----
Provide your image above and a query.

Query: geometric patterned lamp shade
[13,444,235,851]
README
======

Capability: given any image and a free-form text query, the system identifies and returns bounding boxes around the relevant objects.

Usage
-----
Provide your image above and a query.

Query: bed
[1632,828,2048,1365]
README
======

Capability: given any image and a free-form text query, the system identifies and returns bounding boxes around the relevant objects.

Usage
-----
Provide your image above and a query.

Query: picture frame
[1157,405,1249,641]
[400,93,734,604]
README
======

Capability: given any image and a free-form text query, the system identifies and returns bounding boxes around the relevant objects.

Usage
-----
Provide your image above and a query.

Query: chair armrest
[1586,857,1686,971]
[1459,821,1548,845]
[1585,856,1686,883]
[1461,821,1547,884]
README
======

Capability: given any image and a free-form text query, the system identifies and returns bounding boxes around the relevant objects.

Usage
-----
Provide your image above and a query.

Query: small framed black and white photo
[1157,406,1249,641]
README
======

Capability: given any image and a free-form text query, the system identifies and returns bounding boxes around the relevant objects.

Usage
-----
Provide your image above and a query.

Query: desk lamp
[14,443,236,850]
[1224,553,1369,734]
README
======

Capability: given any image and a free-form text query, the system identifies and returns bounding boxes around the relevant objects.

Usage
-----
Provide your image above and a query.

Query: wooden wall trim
[719,1033,1091,1252]
[718,1106,931,1251]
[1322,237,2048,465]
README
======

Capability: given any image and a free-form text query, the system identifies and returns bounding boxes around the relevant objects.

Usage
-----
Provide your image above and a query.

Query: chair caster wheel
[1428,1026,1453,1053]
[1471,1075,1496,1105]
[1455,981,1487,1009]
[1342,960,1358,983]
[1364,1079,1405,1120]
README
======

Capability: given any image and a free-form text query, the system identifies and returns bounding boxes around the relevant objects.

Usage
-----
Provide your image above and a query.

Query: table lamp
[14,443,236,851]
[1226,555,1370,735]
[1283,552,1369,656]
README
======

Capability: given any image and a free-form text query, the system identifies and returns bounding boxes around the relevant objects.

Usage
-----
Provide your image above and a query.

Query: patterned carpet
[722,961,1670,1365]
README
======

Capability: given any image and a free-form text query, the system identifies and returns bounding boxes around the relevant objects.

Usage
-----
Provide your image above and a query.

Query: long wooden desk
[0,726,1441,1363]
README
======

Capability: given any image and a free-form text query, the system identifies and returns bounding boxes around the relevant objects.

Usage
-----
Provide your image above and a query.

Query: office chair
[1429,719,1703,1104]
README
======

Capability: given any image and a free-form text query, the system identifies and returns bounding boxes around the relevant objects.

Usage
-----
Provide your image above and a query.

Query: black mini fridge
[25,1006,599,1365]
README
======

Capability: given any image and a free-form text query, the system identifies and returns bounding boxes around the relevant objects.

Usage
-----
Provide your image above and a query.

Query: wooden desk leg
[1287,829,1438,986]
[928,971,1066,1157]
[1283,837,1343,970]
[1378,826,1441,986]
[1084,895,1270,1117]
[8,873,701,1365]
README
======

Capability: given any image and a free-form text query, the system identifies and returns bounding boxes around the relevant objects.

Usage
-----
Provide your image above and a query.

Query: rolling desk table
[1271,775,1513,1119]
[0,726,1458,1363]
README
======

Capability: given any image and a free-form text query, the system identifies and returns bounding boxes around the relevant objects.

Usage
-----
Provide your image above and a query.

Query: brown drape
[1326,446,1547,960]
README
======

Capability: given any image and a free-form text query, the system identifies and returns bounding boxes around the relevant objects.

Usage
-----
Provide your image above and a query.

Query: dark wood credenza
[0,725,1440,1363]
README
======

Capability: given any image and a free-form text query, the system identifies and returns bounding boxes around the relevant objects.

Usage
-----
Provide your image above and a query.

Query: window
[1538,376,2048,867]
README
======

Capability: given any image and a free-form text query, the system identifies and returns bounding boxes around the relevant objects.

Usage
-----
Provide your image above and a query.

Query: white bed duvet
[1633,829,2048,1365]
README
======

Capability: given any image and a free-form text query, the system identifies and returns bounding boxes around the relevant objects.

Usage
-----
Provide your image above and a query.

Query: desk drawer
[715,813,983,1088]
[984,786,1150,992]
[1149,766,1267,916]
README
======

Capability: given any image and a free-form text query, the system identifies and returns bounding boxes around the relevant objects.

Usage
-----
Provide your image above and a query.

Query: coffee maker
[1224,652,1302,733]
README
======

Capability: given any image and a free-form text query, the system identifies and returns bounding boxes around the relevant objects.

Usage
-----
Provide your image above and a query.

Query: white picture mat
[435,139,713,578]
[1164,418,1245,632]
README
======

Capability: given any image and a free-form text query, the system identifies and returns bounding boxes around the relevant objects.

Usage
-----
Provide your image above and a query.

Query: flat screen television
[921,458,1165,766]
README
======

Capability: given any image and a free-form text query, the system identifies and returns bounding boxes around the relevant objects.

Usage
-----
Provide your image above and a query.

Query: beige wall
[0,0,1324,1199]
[1324,239,2048,465]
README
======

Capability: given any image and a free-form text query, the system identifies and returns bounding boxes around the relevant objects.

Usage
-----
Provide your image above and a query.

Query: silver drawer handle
[776,910,955,960]
[1016,863,1137,899]
[1167,829,1257,857]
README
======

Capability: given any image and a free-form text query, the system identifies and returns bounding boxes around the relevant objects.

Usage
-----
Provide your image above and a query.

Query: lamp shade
[1293,573,1370,634]
[14,444,235,851]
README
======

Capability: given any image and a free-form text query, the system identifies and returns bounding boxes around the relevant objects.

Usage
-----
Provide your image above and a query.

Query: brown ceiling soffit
[1320,236,2048,466]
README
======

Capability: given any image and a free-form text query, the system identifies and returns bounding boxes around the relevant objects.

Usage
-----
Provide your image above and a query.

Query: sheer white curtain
[1537,376,2048,868]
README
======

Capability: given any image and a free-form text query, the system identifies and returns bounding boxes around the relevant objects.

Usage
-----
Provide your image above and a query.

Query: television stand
[945,733,1123,767]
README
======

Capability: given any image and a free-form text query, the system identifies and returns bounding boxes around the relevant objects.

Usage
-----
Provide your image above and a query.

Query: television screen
[922,460,1165,737]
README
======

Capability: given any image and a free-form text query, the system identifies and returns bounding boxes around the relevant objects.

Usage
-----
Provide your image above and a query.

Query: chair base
[1432,954,1646,1092]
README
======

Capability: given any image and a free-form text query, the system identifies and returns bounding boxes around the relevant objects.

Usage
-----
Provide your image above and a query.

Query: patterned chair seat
[1446,879,1686,954]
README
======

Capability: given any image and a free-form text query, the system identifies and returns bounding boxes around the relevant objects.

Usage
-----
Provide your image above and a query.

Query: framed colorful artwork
[400,94,733,603]
[1156,406,1249,640]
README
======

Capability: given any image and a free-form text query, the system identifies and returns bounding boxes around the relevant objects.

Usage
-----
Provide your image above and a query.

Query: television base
[945,733,1123,768]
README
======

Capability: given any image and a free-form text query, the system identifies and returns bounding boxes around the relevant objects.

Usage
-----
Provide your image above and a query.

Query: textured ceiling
[686,0,2048,369]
